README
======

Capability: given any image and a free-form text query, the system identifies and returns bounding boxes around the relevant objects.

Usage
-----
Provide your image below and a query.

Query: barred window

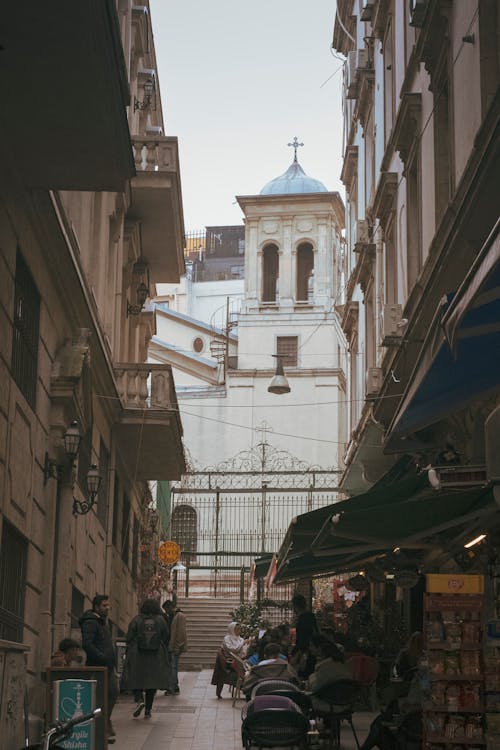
[70,585,85,630]
[277,336,298,367]
[262,244,279,302]
[171,504,197,560]
[11,250,40,408]
[296,243,314,301]
[0,521,27,642]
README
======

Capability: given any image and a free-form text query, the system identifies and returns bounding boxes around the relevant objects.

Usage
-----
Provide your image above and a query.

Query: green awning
[274,474,497,583]
[276,474,427,576]
[254,554,274,579]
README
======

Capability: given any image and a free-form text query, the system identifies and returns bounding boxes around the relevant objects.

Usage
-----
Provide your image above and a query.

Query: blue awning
[385,221,500,452]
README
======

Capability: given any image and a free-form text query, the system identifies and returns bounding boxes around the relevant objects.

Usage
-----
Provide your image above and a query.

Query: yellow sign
[158,541,181,565]
[426,573,484,594]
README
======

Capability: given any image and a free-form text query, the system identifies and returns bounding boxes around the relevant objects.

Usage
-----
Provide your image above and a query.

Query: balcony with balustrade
[114,362,185,480]
[128,136,185,285]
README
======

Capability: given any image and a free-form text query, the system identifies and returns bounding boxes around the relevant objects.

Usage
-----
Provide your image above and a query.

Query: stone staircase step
[176,597,240,672]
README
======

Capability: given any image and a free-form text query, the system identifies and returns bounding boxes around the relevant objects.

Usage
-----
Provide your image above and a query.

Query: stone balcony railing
[131,135,178,173]
[114,363,177,410]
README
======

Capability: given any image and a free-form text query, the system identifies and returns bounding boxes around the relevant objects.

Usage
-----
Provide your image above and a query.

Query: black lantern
[73,464,102,516]
[134,76,156,112]
[44,420,82,484]
[127,257,150,316]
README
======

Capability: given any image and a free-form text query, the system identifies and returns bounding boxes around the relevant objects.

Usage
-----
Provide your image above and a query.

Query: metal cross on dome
[287,136,304,162]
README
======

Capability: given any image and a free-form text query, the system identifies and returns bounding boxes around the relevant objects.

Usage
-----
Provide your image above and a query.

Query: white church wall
[178,373,345,472]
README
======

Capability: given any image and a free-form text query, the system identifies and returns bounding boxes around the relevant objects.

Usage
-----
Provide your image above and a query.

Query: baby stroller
[241,695,310,749]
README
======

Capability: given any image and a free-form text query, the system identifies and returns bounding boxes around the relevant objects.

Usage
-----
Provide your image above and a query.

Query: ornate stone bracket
[392,93,422,167]
[340,145,358,193]
[369,171,398,229]
[49,329,93,449]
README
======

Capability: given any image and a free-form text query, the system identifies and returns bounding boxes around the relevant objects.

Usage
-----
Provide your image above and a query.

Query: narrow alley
[112,670,375,750]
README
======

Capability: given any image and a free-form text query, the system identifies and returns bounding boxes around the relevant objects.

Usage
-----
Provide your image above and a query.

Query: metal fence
[169,439,341,600]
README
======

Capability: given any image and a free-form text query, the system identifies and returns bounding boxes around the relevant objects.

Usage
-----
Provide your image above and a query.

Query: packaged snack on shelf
[461,683,481,709]
[446,683,461,710]
[444,714,466,739]
[442,609,458,624]
[429,650,446,675]
[445,651,461,675]
[446,622,463,648]
[464,714,483,739]
[427,617,445,642]
[461,650,481,676]
[462,621,481,644]
[431,681,446,705]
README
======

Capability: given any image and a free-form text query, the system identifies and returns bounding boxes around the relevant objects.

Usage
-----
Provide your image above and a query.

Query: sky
[149,0,345,232]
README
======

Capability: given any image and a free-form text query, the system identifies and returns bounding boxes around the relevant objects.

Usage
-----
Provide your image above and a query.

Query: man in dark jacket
[79,594,118,743]
[291,593,319,678]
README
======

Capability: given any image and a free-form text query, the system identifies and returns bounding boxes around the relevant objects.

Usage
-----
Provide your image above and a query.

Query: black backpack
[137,615,161,651]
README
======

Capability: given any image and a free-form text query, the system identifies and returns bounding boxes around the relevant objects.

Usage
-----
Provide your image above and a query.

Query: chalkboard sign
[47,667,108,750]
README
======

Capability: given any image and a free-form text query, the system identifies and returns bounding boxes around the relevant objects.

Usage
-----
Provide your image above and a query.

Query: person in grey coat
[122,598,170,718]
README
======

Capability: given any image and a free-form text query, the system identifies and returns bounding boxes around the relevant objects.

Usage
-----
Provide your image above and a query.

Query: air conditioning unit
[366,367,383,399]
[360,0,375,21]
[354,219,375,254]
[346,50,358,98]
[409,0,428,27]
[382,304,405,346]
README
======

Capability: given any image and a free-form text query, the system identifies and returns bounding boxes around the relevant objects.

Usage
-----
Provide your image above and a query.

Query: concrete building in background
[334,0,499,496]
[0,1,185,743]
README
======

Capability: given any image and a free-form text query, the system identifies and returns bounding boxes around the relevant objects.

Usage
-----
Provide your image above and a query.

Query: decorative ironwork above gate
[169,427,342,598]
[172,432,341,492]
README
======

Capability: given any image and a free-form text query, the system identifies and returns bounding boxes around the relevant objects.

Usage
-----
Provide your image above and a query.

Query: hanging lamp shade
[268,357,291,395]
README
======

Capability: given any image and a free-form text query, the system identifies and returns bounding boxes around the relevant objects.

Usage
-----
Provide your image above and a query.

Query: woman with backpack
[122,598,170,718]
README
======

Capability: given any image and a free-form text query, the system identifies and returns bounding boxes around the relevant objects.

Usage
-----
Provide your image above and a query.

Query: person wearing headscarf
[222,622,247,656]
[211,622,249,699]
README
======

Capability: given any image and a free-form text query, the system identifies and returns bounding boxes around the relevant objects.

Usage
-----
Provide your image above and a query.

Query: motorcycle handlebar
[52,707,102,736]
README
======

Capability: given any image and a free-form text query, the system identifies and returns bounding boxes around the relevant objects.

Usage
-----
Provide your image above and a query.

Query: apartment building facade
[0,1,185,742]
[334,0,500,496]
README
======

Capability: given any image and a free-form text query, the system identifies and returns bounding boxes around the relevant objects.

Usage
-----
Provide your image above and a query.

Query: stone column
[279,217,293,307]
[244,220,259,310]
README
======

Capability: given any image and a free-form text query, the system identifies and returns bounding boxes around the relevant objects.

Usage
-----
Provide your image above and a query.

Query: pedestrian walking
[79,594,118,744]
[163,600,187,694]
[121,598,170,718]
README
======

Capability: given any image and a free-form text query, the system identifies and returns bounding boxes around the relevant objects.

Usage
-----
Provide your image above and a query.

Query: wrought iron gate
[169,435,341,599]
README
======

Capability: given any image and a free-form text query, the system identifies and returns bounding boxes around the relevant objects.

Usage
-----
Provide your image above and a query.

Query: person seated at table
[359,668,424,750]
[242,642,299,699]
[393,632,422,682]
[277,622,292,655]
[50,638,82,667]
[211,622,249,699]
[305,638,353,713]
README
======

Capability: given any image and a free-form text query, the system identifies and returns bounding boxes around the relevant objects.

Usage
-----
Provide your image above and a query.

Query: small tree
[229,602,264,638]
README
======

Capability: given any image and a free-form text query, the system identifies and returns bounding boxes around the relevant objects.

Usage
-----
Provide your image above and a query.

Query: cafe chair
[345,652,379,709]
[310,678,361,749]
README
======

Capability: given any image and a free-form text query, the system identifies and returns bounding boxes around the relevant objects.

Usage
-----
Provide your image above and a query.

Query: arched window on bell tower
[296,242,314,302]
[262,243,279,302]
